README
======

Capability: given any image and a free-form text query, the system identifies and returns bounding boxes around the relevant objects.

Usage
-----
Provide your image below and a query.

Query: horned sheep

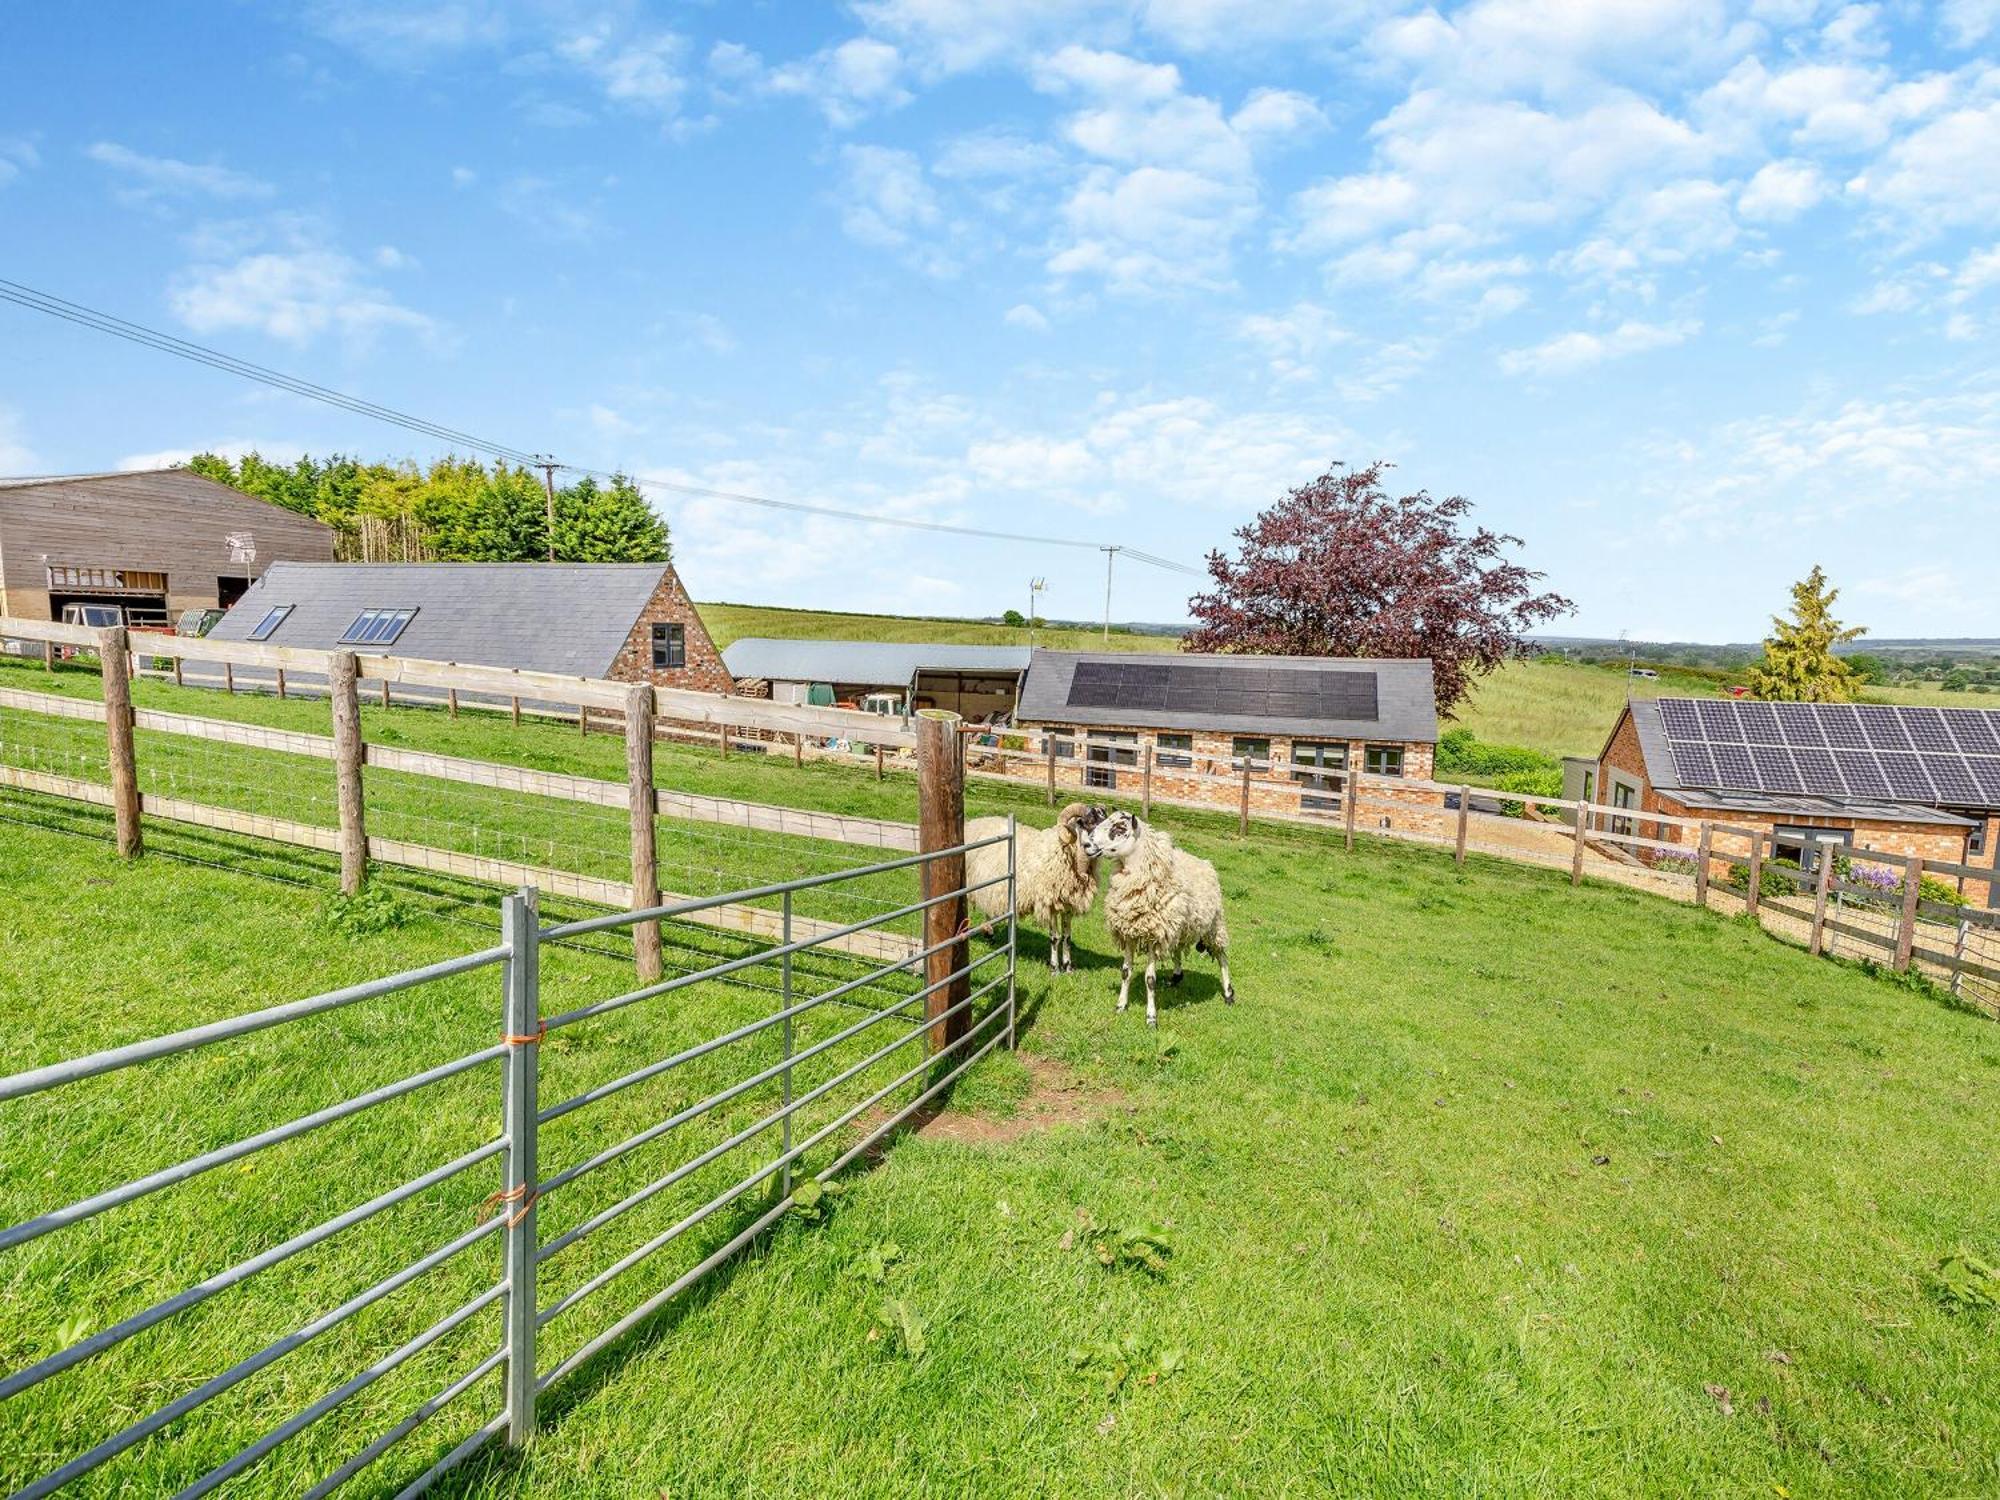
[1080,809,1234,1026]
[963,802,1100,972]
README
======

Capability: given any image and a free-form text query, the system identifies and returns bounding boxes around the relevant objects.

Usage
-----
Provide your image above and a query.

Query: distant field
[693,604,1992,761]
[696,602,1181,655]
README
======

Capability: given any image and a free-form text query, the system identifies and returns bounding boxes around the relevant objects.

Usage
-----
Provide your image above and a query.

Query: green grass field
[4,660,1999,1498]
[696,601,1180,655]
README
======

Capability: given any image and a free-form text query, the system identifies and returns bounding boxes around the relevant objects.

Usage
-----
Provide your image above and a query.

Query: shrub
[1725,856,1806,901]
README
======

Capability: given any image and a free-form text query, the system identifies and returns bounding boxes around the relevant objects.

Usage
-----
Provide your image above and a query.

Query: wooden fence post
[171,656,183,688]
[720,721,730,759]
[275,667,287,701]
[97,627,141,859]
[1142,743,1154,819]
[1570,801,1586,887]
[1695,822,1712,907]
[1239,759,1251,835]
[447,687,458,719]
[626,684,662,982]
[917,710,969,1057]
[42,638,55,672]
[1746,831,1764,917]
[579,704,589,738]
[1044,734,1056,807]
[1809,845,1834,955]
[794,730,803,768]
[510,695,521,728]
[1894,855,1923,971]
[224,661,235,696]
[380,677,390,710]
[1343,773,1358,852]
[875,742,884,782]
[1454,784,1470,866]
[330,651,367,897]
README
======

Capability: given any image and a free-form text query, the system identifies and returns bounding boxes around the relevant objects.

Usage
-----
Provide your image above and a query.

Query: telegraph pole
[1099,546,1121,644]
[533,455,559,562]
[1029,577,1045,648]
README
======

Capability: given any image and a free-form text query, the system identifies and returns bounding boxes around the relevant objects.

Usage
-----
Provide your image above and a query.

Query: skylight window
[339,607,417,646]
[247,605,293,642]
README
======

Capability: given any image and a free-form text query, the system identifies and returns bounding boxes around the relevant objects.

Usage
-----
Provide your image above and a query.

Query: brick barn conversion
[0,468,334,626]
[1014,650,1439,809]
[204,561,732,694]
[1597,696,2000,908]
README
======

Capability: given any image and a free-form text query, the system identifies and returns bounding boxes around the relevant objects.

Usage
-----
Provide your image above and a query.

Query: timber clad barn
[0,469,334,625]
[1014,650,1439,813]
[205,561,732,694]
[1598,697,2000,908]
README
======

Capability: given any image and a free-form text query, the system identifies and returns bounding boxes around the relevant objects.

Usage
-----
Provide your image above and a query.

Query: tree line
[190,452,671,564]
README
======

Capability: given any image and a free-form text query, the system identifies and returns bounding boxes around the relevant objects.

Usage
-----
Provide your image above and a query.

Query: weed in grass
[319,881,411,938]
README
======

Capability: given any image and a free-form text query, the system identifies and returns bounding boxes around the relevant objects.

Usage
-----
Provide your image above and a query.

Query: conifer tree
[1746,565,1865,702]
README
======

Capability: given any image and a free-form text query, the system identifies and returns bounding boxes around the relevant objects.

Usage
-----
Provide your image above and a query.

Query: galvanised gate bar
[0,828,1015,1498]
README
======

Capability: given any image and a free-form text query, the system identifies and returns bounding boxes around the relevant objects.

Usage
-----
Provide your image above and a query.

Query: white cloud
[1939,0,2000,47]
[1004,303,1051,331]
[836,145,958,276]
[116,438,305,471]
[85,142,272,201]
[302,1,509,64]
[1228,88,1327,143]
[1855,564,1970,612]
[1737,158,1826,220]
[1370,0,1751,95]
[170,224,436,346]
[556,25,688,118]
[1848,100,2000,234]
[723,37,912,126]
[1500,317,1697,376]
[1,136,42,187]
[1236,301,1353,382]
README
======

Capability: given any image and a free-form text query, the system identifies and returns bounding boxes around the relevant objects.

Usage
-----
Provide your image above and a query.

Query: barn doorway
[218,576,252,608]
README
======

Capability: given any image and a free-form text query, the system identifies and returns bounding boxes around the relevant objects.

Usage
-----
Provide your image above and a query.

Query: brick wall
[1005,719,1441,824]
[607,567,735,695]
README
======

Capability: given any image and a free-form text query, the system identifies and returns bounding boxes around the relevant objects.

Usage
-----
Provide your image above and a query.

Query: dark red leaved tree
[1184,462,1572,714]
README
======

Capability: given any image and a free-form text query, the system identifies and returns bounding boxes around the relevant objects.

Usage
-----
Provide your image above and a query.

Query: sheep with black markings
[1080,809,1234,1026]
[963,802,1101,972]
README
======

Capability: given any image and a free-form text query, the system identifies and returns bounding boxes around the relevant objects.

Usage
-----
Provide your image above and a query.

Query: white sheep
[963,802,1100,972]
[1080,809,1234,1026]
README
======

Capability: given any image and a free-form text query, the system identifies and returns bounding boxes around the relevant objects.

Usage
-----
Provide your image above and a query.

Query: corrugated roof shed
[207,562,672,677]
[721,637,1032,685]
[1018,650,1439,743]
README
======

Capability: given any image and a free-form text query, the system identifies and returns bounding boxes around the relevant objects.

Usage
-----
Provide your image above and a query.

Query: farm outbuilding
[1597,697,2000,907]
[721,638,1030,721]
[202,561,732,695]
[0,468,334,628]
[1013,650,1439,812]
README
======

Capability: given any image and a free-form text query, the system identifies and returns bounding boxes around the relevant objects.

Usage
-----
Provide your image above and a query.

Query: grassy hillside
[697,602,1181,654]
[4,678,1998,1497]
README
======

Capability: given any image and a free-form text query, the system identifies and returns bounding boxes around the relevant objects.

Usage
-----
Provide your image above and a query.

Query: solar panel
[1649,696,2000,809]
[1943,710,2000,755]
[1926,755,1980,803]
[1657,699,1703,738]
[1856,706,1914,752]
[1971,757,2000,800]
[1833,750,1890,797]
[1736,701,1781,743]
[1670,742,1717,784]
[1749,744,1796,790]
[1696,700,1743,740]
[1789,746,1844,795]
[1816,704,1868,748]
[1067,660,1378,721]
[1878,755,1936,801]
[1710,742,1756,786]
[1771,702,1828,747]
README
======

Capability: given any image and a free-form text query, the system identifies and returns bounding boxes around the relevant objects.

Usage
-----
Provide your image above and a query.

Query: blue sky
[2,1,1996,640]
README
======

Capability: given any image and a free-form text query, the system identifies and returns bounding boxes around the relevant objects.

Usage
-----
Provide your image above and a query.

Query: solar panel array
[1066,659,1379,722]
[1654,698,2000,807]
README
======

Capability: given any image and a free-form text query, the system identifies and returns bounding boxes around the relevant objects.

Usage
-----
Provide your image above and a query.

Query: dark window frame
[247,605,293,642]
[1773,824,1852,873]
[651,621,687,670]
[1364,743,1405,777]
[338,607,417,647]
[1232,735,1271,769]
[1153,732,1193,768]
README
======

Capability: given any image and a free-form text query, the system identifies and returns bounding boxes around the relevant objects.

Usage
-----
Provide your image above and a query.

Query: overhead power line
[0,276,1205,577]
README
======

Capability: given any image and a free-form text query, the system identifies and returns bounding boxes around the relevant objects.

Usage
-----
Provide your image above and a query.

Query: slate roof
[1017,650,1439,743]
[1659,785,1975,827]
[206,562,672,677]
[721,637,1031,685]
